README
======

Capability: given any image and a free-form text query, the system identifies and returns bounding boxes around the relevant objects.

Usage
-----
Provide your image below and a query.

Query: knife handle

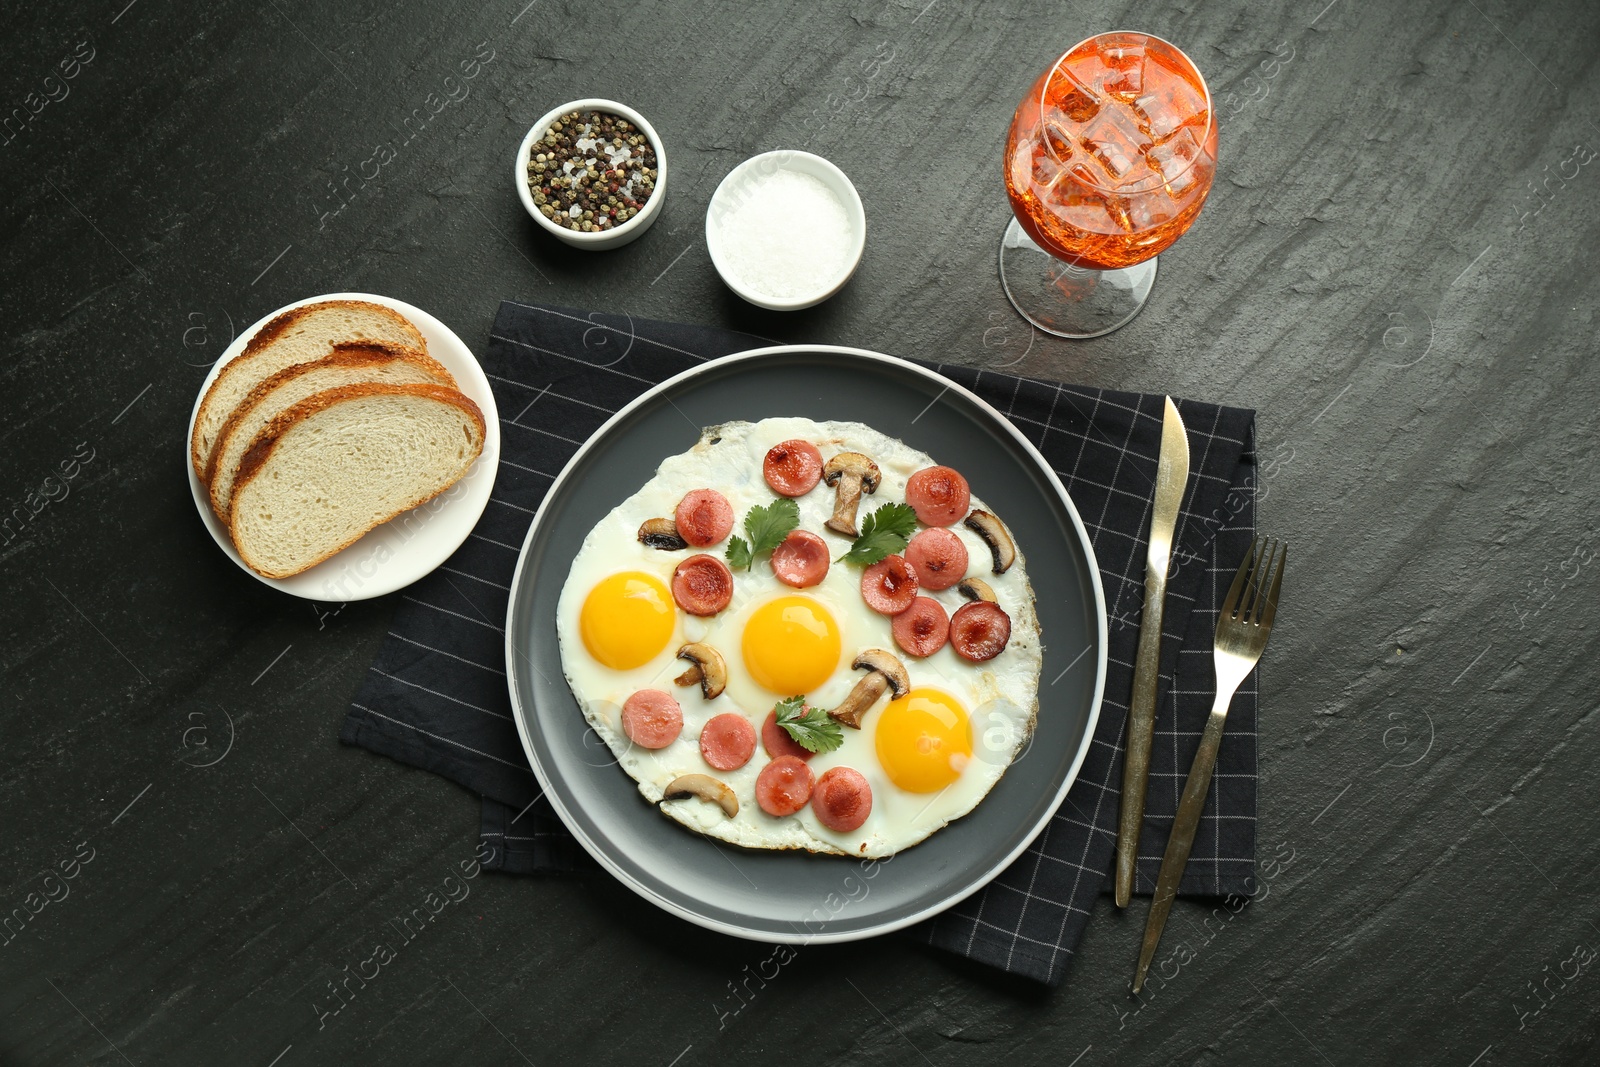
[1132,688,1231,992]
[1114,572,1168,907]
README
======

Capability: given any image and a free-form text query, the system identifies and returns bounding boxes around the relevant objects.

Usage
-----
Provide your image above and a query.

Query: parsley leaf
[725,498,800,570]
[774,695,844,754]
[838,502,919,567]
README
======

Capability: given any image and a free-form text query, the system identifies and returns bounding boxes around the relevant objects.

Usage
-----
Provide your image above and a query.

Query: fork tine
[1235,537,1260,620]
[1257,541,1287,629]
[1241,536,1276,620]
[1243,538,1277,624]
[1221,535,1263,620]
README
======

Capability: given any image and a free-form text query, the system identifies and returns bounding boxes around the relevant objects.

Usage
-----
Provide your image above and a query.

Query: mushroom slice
[661,773,738,818]
[956,576,998,603]
[638,517,688,550]
[828,648,910,729]
[673,642,727,700]
[822,452,881,537]
[963,510,1017,575]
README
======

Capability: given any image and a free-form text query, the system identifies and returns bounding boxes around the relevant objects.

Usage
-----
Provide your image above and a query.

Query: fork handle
[1132,685,1236,993]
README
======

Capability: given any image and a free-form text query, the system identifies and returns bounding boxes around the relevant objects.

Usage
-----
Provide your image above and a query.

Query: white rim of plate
[504,344,1108,944]
[185,292,500,601]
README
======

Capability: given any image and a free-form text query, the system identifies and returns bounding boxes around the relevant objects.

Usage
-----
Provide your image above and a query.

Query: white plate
[185,292,500,601]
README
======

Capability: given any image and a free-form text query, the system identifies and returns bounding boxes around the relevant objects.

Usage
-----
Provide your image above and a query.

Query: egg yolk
[580,572,675,670]
[741,596,841,695]
[875,688,972,793]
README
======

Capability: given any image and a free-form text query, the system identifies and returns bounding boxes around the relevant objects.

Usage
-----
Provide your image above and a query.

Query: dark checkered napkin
[340,301,1258,986]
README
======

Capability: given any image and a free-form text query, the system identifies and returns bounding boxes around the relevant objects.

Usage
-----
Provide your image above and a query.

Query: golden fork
[1132,535,1286,993]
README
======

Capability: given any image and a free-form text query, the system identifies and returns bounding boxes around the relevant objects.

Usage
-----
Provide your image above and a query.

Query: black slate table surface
[3,1,1598,1064]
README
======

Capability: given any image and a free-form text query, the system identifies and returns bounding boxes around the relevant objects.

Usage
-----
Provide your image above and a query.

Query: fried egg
[554,418,1042,857]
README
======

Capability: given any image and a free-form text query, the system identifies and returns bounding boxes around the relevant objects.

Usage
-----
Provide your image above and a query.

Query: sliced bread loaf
[228,383,485,579]
[189,300,427,479]
[206,341,455,522]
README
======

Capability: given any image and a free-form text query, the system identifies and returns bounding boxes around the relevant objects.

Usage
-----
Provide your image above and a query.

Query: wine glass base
[999,218,1157,339]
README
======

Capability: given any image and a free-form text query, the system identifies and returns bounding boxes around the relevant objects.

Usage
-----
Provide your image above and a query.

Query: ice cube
[1031,148,1064,189]
[1158,71,1210,137]
[1078,102,1153,182]
[1067,161,1100,188]
[1116,158,1162,196]
[1047,66,1101,123]
[1122,192,1175,232]
[1134,94,1184,140]
[1147,138,1193,179]
[1042,118,1076,162]
[1103,195,1135,232]
[1098,38,1146,100]
[1053,191,1120,236]
[1148,134,1202,194]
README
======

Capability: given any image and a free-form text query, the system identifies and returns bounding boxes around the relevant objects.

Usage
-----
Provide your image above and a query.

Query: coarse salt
[715,169,855,299]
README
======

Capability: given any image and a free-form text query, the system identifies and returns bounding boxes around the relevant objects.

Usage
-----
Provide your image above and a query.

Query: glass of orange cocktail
[1002,32,1217,338]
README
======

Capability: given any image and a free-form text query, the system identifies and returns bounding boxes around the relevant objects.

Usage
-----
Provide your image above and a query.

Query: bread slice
[228,383,486,579]
[189,300,427,480]
[206,341,455,522]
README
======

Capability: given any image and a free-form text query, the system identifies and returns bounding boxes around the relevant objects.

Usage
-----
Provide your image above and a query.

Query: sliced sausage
[949,601,1012,662]
[761,709,815,761]
[813,766,873,832]
[763,439,824,497]
[672,554,734,616]
[905,466,970,527]
[892,596,950,658]
[861,554,918,615]
[770,529,830,588]
[905,528,969,590]
[699,713,757,771]
[756,756,815,817]
[674,489,734,547]
[621,689,683,749]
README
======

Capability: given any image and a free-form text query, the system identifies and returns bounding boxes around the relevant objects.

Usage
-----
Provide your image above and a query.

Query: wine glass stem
[998,218,1158,340]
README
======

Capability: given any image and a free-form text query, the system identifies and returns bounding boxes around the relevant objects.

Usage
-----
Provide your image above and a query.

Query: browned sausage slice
[860,554,918,615]
[770,529,830,588]
[763,440,824,497]
[904,528,968,590]
[756,756,815,817]
[761,709,815,760]
[674,489,734,547]
[892,596,950,657]
[813,766,873,832]
[905,466,970,527]
[699,713,757,771]
[949,601,1012,662]
[672,554,734,616]
[621,689,683,749]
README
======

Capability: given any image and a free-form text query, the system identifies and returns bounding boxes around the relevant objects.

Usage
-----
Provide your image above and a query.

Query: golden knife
[1114,396,1190,908]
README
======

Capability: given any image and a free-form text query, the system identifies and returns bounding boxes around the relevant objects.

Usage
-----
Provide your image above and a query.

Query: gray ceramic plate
[505,345,1106,942]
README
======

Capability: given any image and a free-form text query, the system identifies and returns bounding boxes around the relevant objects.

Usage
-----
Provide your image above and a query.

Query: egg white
[554,418,1043,858]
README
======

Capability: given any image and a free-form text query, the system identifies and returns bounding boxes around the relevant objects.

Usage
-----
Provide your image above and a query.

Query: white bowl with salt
[705,150,866,310]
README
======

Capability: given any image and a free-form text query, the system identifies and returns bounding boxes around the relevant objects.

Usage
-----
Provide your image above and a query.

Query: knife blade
[1114,396,1190,908]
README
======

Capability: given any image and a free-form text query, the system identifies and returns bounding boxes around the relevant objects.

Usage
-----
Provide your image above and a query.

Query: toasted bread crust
[203,340,452,498]
[238,299,423,360]
[188,300,428,479]
[228,382,486,579]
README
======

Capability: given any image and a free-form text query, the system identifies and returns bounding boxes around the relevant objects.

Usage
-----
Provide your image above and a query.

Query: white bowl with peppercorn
[516,99,666,251]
